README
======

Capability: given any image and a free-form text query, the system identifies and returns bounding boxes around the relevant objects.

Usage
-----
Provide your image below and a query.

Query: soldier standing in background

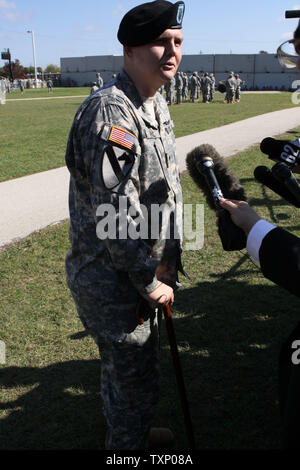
[175,71,183,103]
[65,0,185,450]
[195,72,201,101]
[47,78,53,93]
[164,75,175,104]
[234,74,243,102]
[202,72,211,103]
[189,71,198,102]
[90,82,98,94]
[96,72,104,88]
[164,78,172,104]
[170,75,176,103]
[209,73,215,101]
[182,72,188,100]
[19,79,24,95]
[225,72,235,103]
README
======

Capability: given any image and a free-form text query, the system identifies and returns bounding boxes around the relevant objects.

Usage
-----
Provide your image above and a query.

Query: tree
[1,59,28,79]
[259,50,269,54]
[44,64,60,73]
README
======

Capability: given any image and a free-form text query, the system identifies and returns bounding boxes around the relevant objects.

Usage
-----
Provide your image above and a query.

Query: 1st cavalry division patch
[102,126,137,189]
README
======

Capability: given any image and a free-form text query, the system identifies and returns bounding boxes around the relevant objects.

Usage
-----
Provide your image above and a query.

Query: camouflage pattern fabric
[201,74,212,103]
[65,69,183,449]
[225,75,236,103]
[235,77,243,101]
[189,74,198,102]
[175,73,183,104]
[164,76,176,105]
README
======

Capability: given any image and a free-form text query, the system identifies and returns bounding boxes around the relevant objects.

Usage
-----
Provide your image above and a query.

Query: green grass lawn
[1,128,299,450]
[0,91,298,182]
[5,87,90,99]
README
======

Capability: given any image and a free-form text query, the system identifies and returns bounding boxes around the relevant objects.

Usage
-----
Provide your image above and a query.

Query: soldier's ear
[124,45,133,58]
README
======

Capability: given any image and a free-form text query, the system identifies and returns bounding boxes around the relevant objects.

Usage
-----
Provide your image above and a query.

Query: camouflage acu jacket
[65,69,184,294]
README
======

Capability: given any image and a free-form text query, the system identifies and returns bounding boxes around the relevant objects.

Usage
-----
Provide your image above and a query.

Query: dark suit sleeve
[259,227,300,298]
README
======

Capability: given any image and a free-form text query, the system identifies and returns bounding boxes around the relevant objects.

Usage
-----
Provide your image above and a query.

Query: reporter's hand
[218,198,261,236]
[141,282,174,310]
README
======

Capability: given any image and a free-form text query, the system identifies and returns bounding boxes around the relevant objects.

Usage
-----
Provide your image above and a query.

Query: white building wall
[60,54,298,90]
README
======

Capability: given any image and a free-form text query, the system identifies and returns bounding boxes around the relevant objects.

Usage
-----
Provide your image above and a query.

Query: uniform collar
[117,69,160,128]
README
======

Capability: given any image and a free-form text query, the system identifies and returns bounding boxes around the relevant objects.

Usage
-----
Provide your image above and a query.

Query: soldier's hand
[142,282,174,309]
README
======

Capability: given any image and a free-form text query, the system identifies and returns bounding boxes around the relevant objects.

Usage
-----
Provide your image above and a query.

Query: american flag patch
[109,126,136,150]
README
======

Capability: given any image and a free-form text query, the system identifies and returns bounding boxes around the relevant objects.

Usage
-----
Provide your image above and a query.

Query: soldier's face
[126,29,183,88]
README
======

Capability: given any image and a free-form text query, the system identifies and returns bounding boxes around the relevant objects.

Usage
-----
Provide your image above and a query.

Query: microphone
[272,162,300,206]
[186,144,247,251]
[285,10,300,18]
[260,137,300,167]
[254,165,300,208]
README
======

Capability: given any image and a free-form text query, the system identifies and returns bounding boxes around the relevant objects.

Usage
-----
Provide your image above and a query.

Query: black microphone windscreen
[186,144,247,210]
[254,165,300,208]
[260,137,298,159]
[260,137,276,155]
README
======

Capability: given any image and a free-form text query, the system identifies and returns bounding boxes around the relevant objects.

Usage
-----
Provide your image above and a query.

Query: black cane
[163,303,196,449]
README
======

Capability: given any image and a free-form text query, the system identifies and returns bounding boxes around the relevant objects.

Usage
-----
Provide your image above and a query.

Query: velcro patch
[108,126,136,150]
[101,145,135,190]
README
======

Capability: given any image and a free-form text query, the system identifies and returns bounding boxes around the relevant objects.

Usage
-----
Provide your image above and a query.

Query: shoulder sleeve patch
[101,145,135,190]
[108,126,137,150]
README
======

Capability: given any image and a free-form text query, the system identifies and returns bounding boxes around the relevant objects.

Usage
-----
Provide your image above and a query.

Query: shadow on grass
[160,265,300,449]
[0,271,299,450]
[0,359,106,450]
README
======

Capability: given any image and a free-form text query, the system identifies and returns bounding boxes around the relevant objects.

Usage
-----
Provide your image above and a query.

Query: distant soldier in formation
[196,72,202,100]
[164,76,175,105]
[90,82,98,94]
[234,74,244,102]
[175,71,183,104]
[189,72,198,102]
[225,72,236,103]
[201,72,211,103]
[209,73,215,101]
[96,72,103,88]
[182,72,188,100]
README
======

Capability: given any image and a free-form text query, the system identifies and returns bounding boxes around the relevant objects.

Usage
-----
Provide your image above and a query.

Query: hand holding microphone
[186,144,247,251]
[218,199,261,236]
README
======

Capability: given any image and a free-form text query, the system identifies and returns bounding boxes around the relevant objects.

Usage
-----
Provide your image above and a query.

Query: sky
[1,0,300,69]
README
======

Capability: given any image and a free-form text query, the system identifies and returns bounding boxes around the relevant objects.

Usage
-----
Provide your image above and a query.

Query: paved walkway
[0,107,299,248]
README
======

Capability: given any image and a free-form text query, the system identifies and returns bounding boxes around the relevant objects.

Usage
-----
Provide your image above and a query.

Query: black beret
[118,1,185,47]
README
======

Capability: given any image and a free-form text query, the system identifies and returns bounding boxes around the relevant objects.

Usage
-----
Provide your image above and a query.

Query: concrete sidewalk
[1,107,299,248]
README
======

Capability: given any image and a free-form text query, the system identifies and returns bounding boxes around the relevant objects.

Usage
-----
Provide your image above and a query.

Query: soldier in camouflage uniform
[189,72,198,102]
[234,74,243,102]
[175,71,183,104]
[96,72,104,88]
[225,72,236,103]
[164,77,175,105]
[65,0,185,450]
[182,72,188,100]
[201,72,211,103]
[209,73,215,101]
